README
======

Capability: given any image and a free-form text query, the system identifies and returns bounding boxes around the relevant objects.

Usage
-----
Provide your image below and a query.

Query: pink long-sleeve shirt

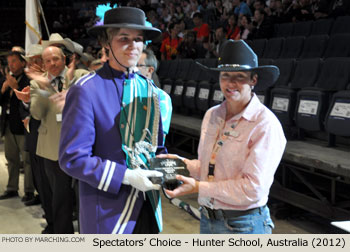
[190,94,286,210]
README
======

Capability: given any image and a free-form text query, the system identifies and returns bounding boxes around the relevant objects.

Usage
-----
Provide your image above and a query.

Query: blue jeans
[200,205,274,234]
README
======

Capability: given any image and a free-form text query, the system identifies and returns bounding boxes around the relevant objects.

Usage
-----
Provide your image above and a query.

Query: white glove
[122,168,163,192]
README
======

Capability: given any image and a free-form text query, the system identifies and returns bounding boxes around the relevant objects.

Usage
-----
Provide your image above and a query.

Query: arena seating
[295,57,350,132]
[158,15,350,223]
[262,37,284,59]
[279,36,305,59]
[270,58,319,129]
[299,34,329,59]
[292,20,313,37]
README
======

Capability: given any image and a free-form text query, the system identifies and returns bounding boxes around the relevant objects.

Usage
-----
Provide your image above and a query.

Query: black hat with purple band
[197,40,280,90]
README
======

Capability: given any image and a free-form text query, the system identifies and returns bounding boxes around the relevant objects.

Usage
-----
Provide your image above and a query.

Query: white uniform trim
[103,161,116,191]
[112,188,138,234]
[98,160,111,190]
[77,72,96,86]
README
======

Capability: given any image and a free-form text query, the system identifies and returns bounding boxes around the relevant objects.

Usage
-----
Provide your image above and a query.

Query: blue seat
[310,18,334,35]
[255,58,274,105]
[300,35,329,59]
[296,58,350,132]
[274,23,294,38]
[249,39,267,58]
[270,58,321,128]
[323,34,350,58]
[292,21,313,37]
[330,16,350,35]
[263,37,284,59]
[279,36,305,59]
[325,87,350,146]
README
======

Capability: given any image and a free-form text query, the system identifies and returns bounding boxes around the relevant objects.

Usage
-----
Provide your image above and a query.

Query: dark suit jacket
[0,73,30,137]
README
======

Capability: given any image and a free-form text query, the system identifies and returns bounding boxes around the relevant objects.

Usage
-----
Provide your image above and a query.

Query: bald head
[42,46,66,77]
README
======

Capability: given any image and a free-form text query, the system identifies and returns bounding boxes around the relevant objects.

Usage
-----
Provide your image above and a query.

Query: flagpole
[36,0,50,38]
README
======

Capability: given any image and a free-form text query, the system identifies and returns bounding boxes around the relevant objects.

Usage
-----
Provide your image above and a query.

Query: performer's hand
[14,86,30,103]
[164,175,199,198]
[122,168,163,192]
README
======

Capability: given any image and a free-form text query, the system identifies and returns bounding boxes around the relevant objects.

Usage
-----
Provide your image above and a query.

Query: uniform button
[121,124,125,129]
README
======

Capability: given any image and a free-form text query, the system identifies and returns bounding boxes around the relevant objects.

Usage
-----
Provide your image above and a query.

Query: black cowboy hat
[197,40,279,89]
[88,7,161,40]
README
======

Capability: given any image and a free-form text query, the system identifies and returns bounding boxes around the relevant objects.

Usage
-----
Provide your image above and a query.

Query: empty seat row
[247,33,350,59]
[256,57,350,144]
[158,57,350,145]
[273,16,350,38]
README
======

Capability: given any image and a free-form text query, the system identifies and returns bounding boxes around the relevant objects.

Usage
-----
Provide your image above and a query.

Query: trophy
[149,158,189,190]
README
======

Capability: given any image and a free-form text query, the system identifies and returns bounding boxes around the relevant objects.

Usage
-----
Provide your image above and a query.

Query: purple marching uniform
[59,63,166,234]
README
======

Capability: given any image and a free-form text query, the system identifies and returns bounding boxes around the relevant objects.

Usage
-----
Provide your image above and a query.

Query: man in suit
[29,45,88,233]
[0,51,34,202]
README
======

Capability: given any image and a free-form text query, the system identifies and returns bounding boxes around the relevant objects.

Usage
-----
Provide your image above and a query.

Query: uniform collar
[99,61,136,80]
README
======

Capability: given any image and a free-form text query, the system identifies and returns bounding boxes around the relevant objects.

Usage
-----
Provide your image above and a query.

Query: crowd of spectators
[60,0,350,61]
[1,0,350,65]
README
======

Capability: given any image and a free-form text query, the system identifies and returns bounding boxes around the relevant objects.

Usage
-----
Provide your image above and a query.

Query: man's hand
[28,63,45,75]
[164,175,199,198]
[1,79,10,94]
[67,54,76,81]
[5,73,19,90]
[22,117,30,131]
[25,67,50,89]
[14,86,30,103]
[49,90,67,112]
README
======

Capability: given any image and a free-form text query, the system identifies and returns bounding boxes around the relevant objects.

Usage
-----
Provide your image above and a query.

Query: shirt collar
[48,67,67,82]
[218,93,262,123]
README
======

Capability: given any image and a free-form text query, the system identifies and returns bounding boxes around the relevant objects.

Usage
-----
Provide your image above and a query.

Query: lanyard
[207,120,240,181]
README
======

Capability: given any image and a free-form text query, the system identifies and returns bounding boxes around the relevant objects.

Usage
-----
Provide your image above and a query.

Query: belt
[201,205,265,220]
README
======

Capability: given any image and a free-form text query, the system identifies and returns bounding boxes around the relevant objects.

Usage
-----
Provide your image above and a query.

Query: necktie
[54,76,63,92]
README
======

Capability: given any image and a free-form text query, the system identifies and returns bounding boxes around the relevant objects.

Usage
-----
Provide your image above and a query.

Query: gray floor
[0,142,311,234]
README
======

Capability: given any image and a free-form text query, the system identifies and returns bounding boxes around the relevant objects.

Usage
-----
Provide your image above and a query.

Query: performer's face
[108,28,144,72]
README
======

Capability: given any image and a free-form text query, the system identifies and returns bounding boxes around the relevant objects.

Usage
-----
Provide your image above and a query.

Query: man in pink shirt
[160,40,286,234]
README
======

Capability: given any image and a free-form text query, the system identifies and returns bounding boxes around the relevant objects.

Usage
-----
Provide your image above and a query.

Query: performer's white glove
[122,168,163,192]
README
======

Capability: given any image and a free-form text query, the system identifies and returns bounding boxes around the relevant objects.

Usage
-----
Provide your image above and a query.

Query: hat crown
[103,7,146,27]
[218,40,258,69]
[48,33,64,41]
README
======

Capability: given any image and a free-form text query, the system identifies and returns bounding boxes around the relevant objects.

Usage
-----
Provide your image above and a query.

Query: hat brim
[88,24,161,40]
[42,40,75,53]
[196,61,280,90]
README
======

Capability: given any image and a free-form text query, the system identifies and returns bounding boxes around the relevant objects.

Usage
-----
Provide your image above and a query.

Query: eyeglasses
[136,64,150,68]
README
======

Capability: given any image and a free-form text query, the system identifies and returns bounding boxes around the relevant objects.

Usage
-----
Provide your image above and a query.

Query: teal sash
[119,74,165,232]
